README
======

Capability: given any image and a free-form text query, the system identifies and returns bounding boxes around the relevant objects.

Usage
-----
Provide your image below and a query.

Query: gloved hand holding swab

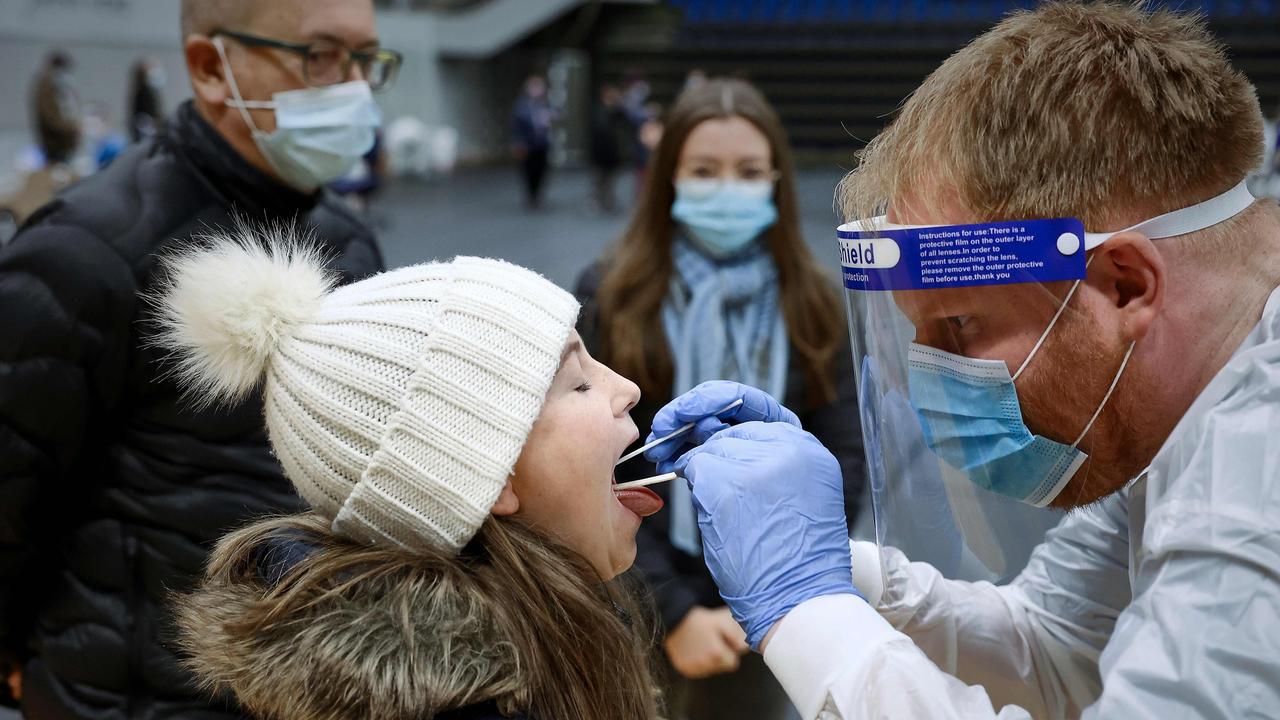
[615,398,743,467]
[612,398,744,490]
[643,382,803,474]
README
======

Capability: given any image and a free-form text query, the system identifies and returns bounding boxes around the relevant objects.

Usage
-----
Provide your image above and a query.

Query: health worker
[644,3,1280,718]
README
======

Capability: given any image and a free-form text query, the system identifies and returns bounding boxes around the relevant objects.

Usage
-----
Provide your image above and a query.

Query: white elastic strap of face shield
[841,179,1255,239]
[212,37,272,136]
[1082,179,1256,249]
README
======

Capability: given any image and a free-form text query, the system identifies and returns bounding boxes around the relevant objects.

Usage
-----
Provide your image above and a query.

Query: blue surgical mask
[216,38,381,192]
[672,179,778,258]
[906,278,1135,507]
[907,344,1088,506]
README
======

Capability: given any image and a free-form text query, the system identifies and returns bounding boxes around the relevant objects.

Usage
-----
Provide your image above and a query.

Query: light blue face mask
[672,179,778,258]
[907,277,1135,507]
[216,38,381,192]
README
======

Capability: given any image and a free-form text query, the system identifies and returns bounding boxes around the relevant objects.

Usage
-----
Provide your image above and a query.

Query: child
[158,230,665,719]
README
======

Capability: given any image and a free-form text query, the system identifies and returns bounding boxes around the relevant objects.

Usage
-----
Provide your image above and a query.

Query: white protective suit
[764,285,1280,719]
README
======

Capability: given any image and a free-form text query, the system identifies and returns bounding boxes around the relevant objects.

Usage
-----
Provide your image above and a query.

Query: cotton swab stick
[614,472,678,491]
[614,398,744,467]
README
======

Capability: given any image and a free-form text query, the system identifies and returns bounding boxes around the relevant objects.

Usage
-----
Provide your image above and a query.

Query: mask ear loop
[1007,248,1137,447]
[1058,181,1253,446]
[1071,340,1135,448]
[213,37,272,136]
[1012,254,1096,381]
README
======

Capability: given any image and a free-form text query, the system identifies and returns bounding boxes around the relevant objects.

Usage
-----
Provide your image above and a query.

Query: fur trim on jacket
[174,514,530,720]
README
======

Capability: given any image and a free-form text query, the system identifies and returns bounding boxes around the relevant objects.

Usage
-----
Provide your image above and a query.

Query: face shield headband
[838,180,1256,506]
[841,179,1254,247]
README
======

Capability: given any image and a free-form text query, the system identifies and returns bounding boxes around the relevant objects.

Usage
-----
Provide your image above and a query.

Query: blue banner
[838,218,1087,291]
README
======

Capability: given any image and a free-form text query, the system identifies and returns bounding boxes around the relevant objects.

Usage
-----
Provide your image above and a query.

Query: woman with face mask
[574,78,865,720]
[160,231,665,719]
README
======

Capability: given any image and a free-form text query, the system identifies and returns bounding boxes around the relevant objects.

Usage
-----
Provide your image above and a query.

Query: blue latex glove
[674,421,858,650]
[644,381,802,474]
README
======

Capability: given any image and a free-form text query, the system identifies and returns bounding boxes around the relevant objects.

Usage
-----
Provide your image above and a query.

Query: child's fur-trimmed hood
[174,514,529,720]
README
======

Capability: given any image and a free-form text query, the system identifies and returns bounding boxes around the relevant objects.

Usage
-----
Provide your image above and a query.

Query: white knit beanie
[154,228,580,553]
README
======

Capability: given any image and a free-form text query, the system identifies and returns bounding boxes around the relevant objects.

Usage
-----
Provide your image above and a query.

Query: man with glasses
[0,1,395,716]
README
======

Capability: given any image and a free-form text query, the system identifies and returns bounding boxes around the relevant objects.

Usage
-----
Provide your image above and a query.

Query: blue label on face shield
[837,218,1087,291]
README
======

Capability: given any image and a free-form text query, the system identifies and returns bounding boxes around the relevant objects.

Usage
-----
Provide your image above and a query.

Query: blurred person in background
[128,57,166,142]
[31,51,81,166]
[623,74,654,178]
[0,0,394,716]
[83,102,127,170]
[0,160,77,227]
[574,78,864,720]
[682,68,708,92]
[590,83,630,214]
[636,100,664,184]
[3,52,85,225]
[512,73,555,210]
[623,73,652,129]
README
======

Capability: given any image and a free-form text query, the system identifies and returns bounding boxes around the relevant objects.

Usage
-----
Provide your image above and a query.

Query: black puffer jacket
[0,101,383,719]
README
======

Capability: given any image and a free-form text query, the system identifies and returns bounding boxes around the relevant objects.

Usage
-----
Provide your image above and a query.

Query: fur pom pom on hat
[155,227,580,553]
[153,229,336,408]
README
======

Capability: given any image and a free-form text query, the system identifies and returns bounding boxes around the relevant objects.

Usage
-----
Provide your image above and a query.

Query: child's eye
[575,382,593,393]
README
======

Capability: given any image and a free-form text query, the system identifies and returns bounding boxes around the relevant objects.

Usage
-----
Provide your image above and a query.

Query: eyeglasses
[212,28,403,92]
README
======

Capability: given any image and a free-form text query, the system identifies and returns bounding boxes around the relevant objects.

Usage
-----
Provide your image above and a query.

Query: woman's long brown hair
[176,513,663,720]
[594,78,843,405]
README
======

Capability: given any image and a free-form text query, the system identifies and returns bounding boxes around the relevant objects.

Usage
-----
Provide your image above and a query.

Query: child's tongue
[614,486,663,517]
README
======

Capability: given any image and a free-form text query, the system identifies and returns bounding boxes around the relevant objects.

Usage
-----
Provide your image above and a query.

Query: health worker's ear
[491,478,520,516]
[185,35,230,108]
[1087,231,1165,344]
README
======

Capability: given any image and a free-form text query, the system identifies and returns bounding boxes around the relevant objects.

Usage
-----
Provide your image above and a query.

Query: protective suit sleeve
[863,493,1133,719]
[763,594,1033,719]
[1081,543,1280,718]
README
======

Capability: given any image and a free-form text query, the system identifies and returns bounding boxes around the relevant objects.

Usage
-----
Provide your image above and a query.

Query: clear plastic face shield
[839,181,1255,583]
